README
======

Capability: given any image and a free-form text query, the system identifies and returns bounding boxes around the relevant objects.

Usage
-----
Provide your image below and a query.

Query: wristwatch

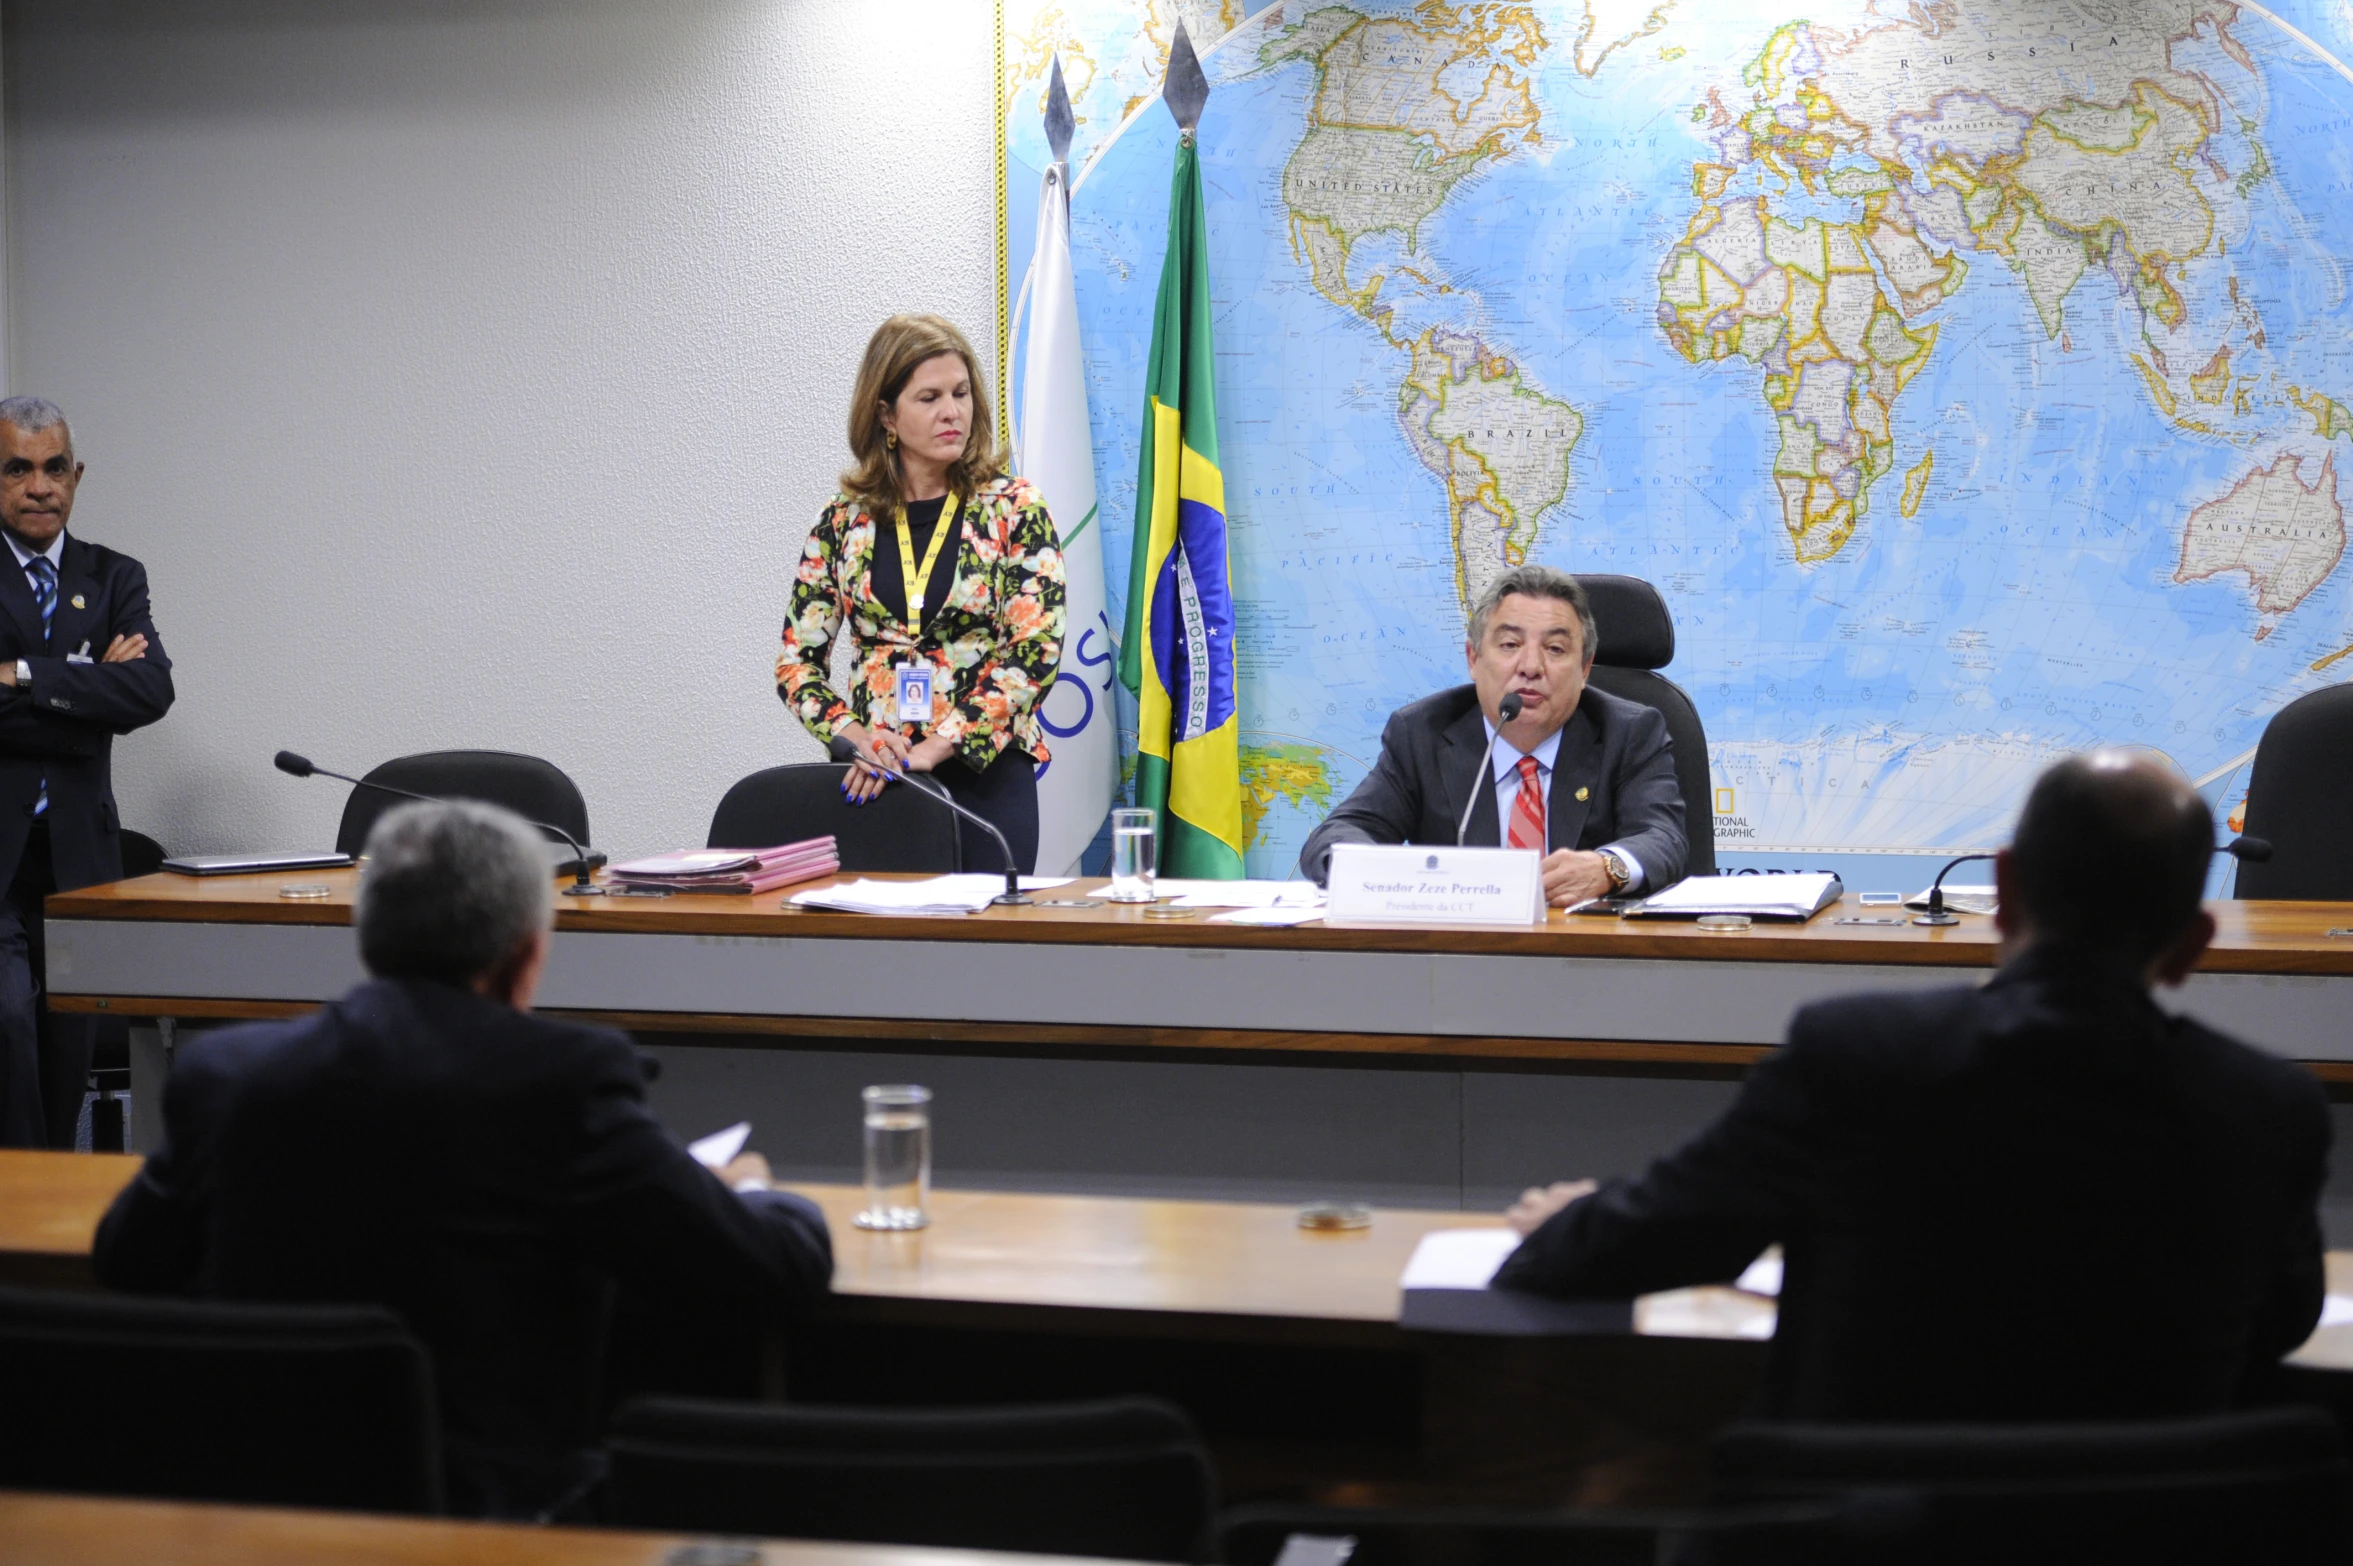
[11,660,26,689]
[1602,850,1634,893]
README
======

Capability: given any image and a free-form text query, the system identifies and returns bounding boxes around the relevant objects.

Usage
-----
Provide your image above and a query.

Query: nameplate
[1325,844,1545,926]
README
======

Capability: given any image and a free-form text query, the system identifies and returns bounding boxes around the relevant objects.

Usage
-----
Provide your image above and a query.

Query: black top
[92,978,834,1517]
[1491,945,2329,1421]
[870,495,964,634]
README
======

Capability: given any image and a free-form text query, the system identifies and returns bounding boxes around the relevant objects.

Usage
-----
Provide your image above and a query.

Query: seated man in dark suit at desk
[94,801,832,1518]
[1298,565,1686,906]
[1495,751,2328,1420]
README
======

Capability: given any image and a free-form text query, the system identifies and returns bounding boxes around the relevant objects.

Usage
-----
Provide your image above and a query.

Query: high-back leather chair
[707,763,959,873]
[0,1285,444,1514]
[1572,574,1715,878]
[607,1395,1214,1561]
[1708,1408,2353,1563]
[333,749,591,857]
[2237,682,2353,899]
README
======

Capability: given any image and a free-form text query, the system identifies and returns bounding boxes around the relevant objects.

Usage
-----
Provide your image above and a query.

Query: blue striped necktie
[25,556,51,816]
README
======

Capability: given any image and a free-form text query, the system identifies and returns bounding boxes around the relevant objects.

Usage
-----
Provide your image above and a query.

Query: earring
[886,430,898,451]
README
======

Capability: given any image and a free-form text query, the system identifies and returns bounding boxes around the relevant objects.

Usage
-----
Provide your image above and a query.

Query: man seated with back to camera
[1494,751,2328,1420]
[1297,564,1686,905]
[94,800,833,1518]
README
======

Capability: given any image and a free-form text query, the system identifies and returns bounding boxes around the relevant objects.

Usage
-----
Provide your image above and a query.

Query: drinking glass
[855,1084,931,1231]
[1106,807,1157,903]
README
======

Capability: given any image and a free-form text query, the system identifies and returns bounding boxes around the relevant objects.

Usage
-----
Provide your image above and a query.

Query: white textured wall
[3,0,997,856]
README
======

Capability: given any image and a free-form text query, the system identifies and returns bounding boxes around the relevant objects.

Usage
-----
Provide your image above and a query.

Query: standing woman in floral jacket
[777,314,1067,874]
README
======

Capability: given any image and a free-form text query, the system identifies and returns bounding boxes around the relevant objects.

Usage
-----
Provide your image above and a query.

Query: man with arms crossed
[1497,751,2328,1419]
[1299,565,1686,904]
[96,801,833,1517]
[0,396,172,1147]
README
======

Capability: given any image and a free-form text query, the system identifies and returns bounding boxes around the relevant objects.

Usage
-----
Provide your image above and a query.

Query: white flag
[1019,161,1117,876]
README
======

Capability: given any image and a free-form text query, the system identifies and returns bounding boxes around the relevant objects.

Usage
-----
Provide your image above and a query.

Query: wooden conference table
[9,1150,2353,1506]
[39,870,2353,1074]
[0,1490,1078,1566]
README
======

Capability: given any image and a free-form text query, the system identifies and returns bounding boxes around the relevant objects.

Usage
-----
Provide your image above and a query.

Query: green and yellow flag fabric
[1117,131,1244,879]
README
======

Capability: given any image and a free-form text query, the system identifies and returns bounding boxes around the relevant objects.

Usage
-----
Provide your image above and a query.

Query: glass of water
[855,1084,931,1231]
[1106,807,1157,902]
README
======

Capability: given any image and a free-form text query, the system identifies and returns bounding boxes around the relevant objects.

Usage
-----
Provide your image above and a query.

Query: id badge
[894,664,934,724]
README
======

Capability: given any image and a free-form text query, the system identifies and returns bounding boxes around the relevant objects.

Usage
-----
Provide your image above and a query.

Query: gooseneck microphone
[274,750,604,897]
[1912,835,2275,928]
[827,735,1032,906]
[1456,691,1526,847]
[1911,851,1994,927]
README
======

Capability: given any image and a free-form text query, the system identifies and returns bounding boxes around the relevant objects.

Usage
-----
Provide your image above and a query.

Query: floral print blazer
[777,473,1067,770]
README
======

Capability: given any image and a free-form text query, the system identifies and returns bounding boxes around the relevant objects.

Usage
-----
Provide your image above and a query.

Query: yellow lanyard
[893,493,959,630]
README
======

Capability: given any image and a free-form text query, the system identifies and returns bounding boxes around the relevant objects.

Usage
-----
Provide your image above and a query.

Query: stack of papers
[1626,872,1843,922]
[609,840,839,894]
[791,874,1073,915]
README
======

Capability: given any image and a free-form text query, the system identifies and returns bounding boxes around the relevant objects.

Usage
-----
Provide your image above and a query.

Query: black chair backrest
[0,1284,444,1514]
[333,749,591,857]
[707,763,960,873]
[1709,1408,2353,1564]
[2238,682,2353,899]
[607,1395,1215,1561]
[1572,573,1715,878]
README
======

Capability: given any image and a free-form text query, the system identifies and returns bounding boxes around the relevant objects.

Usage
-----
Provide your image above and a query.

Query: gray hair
[355,800,554,987]
[0,397,72,456]
[1467,565,1598,664]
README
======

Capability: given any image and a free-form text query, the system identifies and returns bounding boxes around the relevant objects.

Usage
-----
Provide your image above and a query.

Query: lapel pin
[69,594,84,609]
[1575,786,1590,802]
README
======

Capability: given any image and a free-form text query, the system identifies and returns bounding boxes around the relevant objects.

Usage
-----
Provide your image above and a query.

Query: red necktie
[1507,754,1546,852]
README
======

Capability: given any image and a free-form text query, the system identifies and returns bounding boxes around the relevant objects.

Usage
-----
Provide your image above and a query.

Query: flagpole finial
[1163,20,1209,134]
[1044,55,1076,166]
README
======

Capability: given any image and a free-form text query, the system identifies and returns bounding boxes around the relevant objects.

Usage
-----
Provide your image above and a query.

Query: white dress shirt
[4,528,64,581]
[1481,718,1644,892]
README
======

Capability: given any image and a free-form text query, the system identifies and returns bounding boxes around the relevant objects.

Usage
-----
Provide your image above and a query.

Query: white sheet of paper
[1903,883,1997,914]
[1735,1251,1783,1297]
[1636,872,1841,920]
[1166,879,1323,909]
[1399,1228,1522,1290]
[790,875,1072,915]
[1211,906,1326,926]
[688,1121,751,1170]
[2321,1295,2353,1329]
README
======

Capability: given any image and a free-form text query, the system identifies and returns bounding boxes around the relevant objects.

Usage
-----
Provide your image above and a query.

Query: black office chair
[1572,574,1715,878]
[2237,682,2353,899]
[1703,1407,2353,1564]
[707,763,960,872]
[82,829,168,1150]
[0,1284,444,1514]
[333,749,591,856]
[1215,1501,1840,1566]
[606,1395,1215,1561]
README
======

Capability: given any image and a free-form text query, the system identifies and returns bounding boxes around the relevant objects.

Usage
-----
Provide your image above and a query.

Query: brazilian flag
[1118,130,1244,879]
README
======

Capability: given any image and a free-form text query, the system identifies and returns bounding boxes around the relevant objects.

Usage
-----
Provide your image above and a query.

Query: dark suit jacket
[94,979,833,1516]
[0,533,174,890]
[1298,682,1687,888]
[1493,946,2330,1421]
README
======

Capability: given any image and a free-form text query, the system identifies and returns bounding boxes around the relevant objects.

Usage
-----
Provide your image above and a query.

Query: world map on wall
[1005,0,2353,877]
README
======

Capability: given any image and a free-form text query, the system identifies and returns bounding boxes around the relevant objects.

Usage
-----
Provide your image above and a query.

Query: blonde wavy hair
[841,314,1006,515]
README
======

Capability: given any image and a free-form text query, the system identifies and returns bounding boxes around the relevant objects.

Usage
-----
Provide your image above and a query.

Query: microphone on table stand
[1913,835,2275,928]
[828,735,1032,907]
[273,750,605,897]
[1456,692,1525,846]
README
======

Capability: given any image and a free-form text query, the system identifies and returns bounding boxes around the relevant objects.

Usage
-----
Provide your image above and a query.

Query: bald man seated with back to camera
[94,800,833,1519]
[1494,751,2329,1421]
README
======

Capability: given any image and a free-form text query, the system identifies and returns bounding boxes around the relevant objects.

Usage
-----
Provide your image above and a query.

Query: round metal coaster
[1142,905,1202,920]
[1038,897,1105,908]
[278,883,333,901]
[1297,1202,1372,1232]
[1695,913,1752,931]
